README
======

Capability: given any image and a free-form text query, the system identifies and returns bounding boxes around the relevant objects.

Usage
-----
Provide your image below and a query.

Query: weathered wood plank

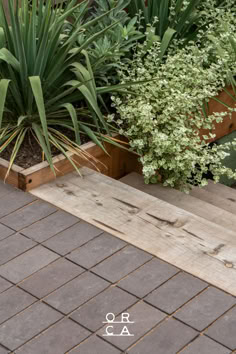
[30,167,236,295]
[204,180,236,202]
[121,172,236,233]
[190,186,236,215]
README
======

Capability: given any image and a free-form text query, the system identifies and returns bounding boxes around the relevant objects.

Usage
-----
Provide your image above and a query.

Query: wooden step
[120,173,236,234]
[204,179,236,203]
[190,186,236,216]
[30,167,236,295]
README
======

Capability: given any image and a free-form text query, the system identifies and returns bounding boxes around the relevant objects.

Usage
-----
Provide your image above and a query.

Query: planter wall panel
[200,87,236,143]
[0,139,140,191]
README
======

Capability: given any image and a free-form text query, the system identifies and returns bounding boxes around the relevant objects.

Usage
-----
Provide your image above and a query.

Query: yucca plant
[0,0,124,177]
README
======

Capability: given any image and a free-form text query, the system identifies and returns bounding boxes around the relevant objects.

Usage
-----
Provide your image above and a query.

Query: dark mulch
[0,131,89,169]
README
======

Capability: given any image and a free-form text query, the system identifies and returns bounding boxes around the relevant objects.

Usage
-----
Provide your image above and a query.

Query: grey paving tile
[0,224,14,241]
[181,335,231,354]
[43,222,103,255]
[205,306,236,350]
[127,318,198,354]
[0,245,59,283]
[67,233,126,269]
[21,210,78,242]
[118,258,179,298]
[15,318,90,354]
[174,287,236,331]
[92,246,152,283]
[0,190,36,218]
[0,346,9,354]
[19,258,84,298]
[0,302,63,351]
[0,233,36,266]
[44,272,109,314]
[0,286,36,324]
[0,200,57,231]
[0,180,14,198]
[98,301,166,351]
[69,335,121,354]
[70,286,137,332]
[0,277,12,294]
[145,272,208,314]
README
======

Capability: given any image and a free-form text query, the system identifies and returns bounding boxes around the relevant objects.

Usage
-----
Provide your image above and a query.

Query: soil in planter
[0,131,90,169]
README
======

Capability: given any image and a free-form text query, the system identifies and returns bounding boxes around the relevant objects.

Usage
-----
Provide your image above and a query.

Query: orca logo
[102,312,134,337]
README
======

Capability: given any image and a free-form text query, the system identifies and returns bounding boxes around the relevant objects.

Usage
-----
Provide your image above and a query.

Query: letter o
[106,313,115,323]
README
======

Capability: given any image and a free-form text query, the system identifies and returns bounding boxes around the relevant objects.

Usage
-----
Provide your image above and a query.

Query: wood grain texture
[190,186,236,215]
[120,173,236,233]
[0,158,23,188]
[199,86,236,143]
[0,137,140,191]
[204,179,236,201]
[30,167,236,295]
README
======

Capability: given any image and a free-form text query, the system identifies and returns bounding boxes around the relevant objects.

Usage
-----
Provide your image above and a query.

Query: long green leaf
[160,27,176,59]
[0,79,10,129]
[80,123,106,153]
[158,0,170,37]
[6,128,28,178]
[0,48,20,71]
[0,28,5,49]
[60,103,81,145]
[32,122,55,175]
[29,76,51,156]
[175,0,200,35]
[48,130,81,175]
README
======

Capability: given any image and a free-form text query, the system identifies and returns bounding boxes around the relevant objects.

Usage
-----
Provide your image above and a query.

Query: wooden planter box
[199,86,236,143]
[0,138,140,191]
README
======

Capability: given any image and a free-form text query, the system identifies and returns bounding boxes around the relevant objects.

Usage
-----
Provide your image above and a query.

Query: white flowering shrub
[109,32,236,191]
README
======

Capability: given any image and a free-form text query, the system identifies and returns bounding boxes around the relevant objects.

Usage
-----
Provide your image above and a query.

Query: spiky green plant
[127,0,204,58]
[65,0,144,84]
[127,0,234,59]
[0,0,126,177]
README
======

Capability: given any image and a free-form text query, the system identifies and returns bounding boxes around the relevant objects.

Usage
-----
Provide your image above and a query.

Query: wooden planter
[199,86,236,143]
[0,138,140,191]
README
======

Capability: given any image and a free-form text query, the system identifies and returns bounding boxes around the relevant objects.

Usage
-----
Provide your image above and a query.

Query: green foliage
[109,21,236,191]
[207,19,236,94]
[127,0,235,58]
[66,0,144,84]
[0,0,126,176]
[127,0,202,57]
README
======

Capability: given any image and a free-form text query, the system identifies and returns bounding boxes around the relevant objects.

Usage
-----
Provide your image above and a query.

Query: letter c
[106,326,114,336]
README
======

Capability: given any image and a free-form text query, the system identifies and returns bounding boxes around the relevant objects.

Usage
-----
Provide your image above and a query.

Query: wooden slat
[0,158,23,188]
[18,141,113,191]
[120,173,236,233]
[30,168,236,295]
[204,180,236,202]
[190,186,236,215]
[199,86,236,143]
[0,135,140,191]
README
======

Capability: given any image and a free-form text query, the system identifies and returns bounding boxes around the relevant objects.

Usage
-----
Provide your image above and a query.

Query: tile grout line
[33,194,236,297]
[116,269,182,300]
[1,185,236,353]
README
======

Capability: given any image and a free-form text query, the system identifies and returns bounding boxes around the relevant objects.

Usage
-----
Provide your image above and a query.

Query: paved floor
[0,181,235,354]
